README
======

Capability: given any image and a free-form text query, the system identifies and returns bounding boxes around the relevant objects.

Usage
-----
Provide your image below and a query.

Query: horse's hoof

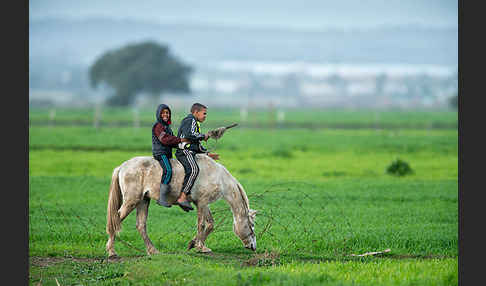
[199,246,212,253]
[187,239,196,250]
[148,249,160,256]
[108,254,119,260]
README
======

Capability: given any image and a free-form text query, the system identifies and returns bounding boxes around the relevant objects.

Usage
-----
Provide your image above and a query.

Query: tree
[89,41,192,106]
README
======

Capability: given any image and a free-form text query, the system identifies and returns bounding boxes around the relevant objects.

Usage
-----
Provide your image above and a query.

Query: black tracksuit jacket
[175,114,208,155]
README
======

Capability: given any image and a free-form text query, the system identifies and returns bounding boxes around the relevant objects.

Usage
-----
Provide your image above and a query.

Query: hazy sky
[29,0,458,30]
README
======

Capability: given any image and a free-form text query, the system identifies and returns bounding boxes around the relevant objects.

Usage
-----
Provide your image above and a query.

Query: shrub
[386,158,414,176]
[271,149,294,158]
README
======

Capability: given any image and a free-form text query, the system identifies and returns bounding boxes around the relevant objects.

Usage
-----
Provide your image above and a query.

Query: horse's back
[116,154,234,203]
[120,156,155,169]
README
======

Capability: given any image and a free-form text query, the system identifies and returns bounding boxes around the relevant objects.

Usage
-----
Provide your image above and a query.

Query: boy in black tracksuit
[175,103,219,211]
[152,104,189,208]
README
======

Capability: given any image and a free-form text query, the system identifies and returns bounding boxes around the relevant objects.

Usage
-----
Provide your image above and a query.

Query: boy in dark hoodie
[152,104,190,209]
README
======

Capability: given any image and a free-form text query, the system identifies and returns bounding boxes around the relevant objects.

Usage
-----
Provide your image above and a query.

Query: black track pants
[175,150,200,195]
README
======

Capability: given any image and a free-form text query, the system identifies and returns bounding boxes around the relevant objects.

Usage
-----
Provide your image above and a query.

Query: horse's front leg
[188,205,214,253]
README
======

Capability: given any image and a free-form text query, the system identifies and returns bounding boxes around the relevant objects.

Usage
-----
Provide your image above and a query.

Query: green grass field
[29,108,458,285]
[29,106,458,129]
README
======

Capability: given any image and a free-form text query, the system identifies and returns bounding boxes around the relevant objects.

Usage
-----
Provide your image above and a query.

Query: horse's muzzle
[245,240,256,251]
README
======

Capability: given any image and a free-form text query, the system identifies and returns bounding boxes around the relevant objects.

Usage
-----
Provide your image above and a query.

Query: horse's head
[234,209,257,251]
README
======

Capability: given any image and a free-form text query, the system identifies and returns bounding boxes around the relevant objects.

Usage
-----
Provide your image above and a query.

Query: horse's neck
[224,183,249,220]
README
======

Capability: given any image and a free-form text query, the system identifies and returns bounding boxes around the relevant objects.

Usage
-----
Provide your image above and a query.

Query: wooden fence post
[49,108,56,127]
[94,102,102,129]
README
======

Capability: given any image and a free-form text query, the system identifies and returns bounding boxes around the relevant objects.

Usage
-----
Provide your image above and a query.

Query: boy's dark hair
[191,103,207,113]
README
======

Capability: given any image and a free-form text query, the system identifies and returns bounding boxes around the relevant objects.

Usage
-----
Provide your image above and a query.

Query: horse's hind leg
[106,201,137,258]
[106,233,117,258]
[136,197,160,256]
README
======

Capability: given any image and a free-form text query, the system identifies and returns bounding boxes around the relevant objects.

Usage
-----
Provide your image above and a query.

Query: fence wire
[31,181,357,257]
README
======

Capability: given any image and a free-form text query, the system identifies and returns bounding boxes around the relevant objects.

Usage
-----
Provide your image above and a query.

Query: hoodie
[152,104,182,158]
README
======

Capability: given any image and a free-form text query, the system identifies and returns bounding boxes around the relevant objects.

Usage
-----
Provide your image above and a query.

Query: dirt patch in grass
[241,251,281,267]
[30,251,455,269]
[29,255,144,268]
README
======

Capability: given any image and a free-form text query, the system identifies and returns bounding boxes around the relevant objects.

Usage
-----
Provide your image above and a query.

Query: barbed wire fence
[31,180,358,260]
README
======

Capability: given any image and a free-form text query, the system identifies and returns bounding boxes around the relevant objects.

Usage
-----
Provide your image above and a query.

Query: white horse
[105,154,257,258]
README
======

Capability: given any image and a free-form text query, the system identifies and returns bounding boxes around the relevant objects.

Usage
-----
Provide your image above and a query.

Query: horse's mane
[236,182,250,212]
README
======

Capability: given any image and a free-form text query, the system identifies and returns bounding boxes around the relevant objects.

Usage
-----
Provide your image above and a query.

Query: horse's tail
[106,166,122,236]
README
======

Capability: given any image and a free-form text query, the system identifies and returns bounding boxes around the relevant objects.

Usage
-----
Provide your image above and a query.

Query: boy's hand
[208,153,220,160]
[203,134,209,141]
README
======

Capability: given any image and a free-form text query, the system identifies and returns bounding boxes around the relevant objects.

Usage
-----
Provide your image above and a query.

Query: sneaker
[176,200,194,212]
